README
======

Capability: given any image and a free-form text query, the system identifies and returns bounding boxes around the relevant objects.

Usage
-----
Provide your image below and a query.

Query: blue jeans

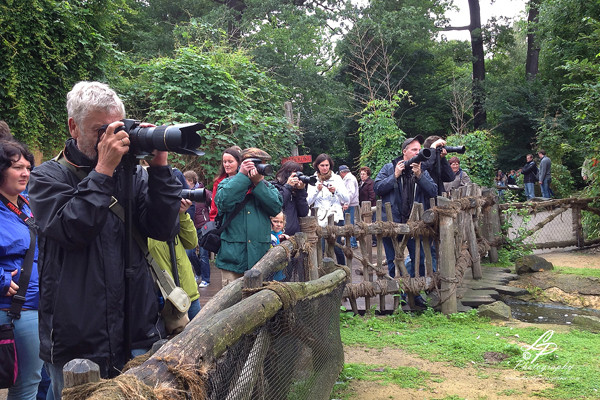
[198,247,210,283]
[1,310,43,400]
[541,177,552,198]
[187,246,210,283]
[186,247,201,277]
[44,362,65,400]
[344,207,357,248]
[188,298,201,320]
[382,236,437,278]
[524,182,535,199]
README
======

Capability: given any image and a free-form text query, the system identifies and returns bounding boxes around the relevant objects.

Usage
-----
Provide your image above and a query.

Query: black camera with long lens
[180,188,210,204]
[102,118,205,157]
[296,172,317,186]
[247,158,273,176]
[443,145,466,154]
[403,148,432,167]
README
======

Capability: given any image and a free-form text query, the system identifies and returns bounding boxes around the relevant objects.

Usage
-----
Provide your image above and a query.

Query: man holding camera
[214,148,282,286]
[28,81,181,399]
[520,154,538,200]
[374,135,437,301]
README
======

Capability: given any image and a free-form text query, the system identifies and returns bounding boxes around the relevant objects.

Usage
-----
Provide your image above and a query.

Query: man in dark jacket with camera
[374,135,438,280]
[28,81,181,399]
[520,154,538,200]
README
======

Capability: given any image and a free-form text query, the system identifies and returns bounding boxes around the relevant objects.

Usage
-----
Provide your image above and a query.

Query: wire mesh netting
[204,282,345,400]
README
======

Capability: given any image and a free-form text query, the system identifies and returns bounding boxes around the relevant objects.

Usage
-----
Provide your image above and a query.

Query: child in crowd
[270,212,289,281]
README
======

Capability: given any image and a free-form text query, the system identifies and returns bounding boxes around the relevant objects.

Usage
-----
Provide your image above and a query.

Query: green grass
[331,363,431,399]
[337,309,600,399]
[555,265,600,278]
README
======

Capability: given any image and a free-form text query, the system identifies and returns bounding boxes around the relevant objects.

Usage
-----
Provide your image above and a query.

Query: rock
[572,315,600,332]
[477,301,512,320]
[515,255,554,275]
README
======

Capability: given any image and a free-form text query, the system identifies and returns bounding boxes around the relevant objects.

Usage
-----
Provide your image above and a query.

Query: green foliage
[500,194,535,262]
[357,91,410,174]
[0,0,131,156]
[446,131,497,187]
[115,46,296,182]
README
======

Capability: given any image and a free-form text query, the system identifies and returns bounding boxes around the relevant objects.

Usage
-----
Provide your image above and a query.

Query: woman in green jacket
[215,148,282,287]
[148,199,201,319]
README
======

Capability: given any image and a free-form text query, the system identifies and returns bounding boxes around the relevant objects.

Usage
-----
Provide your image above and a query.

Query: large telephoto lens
[403,148,432,167]
[128,121,205,156]
[180,188,208,203]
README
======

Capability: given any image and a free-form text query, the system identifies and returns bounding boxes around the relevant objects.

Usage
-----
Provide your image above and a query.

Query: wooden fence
[303,184,600,315]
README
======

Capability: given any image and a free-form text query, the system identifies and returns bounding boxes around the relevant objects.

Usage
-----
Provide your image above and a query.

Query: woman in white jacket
[307,153,349,264]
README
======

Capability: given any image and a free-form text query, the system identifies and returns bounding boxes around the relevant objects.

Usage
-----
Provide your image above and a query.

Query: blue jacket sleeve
[374,163,396,197]
[417,171,438,198]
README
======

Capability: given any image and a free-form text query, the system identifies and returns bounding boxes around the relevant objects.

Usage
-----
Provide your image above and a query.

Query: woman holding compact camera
[307,153,349,265]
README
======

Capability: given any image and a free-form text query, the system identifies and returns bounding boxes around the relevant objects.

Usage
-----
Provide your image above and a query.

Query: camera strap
[0,193,37,321]
[53,151,190,313]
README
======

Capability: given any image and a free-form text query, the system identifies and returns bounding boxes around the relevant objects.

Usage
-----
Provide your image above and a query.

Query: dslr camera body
[247,158,273,176]
[295,172,317,186]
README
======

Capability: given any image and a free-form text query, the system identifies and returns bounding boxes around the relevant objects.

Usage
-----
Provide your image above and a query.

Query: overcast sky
[441,0,528,41]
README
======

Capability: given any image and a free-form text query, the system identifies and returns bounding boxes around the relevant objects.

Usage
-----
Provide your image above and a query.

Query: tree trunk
[526,0,541,80]
[468,0,487,129]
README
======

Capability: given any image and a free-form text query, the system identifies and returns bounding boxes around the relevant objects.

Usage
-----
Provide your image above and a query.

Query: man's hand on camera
[96,120,129,176]
[147,150,168,167]
[412,162,422,179]
[240,159,263,184]
[394,161,406,178]
[431,138,448,157]
[180,198,192,214]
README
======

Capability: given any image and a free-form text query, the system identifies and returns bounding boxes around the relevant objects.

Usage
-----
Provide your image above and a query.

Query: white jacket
[307,173,349,227]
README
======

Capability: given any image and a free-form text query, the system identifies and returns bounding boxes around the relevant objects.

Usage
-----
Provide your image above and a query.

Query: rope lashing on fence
[299,217,319,244]
[400,274,437,295]
[242,281,299,310]
[407,220,435,238]
[347,281,377,298]
[63,357,209,400]
[436,274,461,304]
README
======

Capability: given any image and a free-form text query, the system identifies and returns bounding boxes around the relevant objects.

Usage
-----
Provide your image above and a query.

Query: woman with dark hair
[209,146,242,223]
[359,166,377,247]
[307,153,349,265]
[273,161,309,236]
[0,140,43,400]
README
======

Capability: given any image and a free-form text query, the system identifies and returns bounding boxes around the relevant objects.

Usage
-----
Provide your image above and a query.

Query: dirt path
[536,246,600,269]
[344,345,553,400]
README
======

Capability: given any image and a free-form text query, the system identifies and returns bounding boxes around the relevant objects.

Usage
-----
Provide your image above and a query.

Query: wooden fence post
[438,197,457,314]
[573,206,584,248]
[63,358,101,391]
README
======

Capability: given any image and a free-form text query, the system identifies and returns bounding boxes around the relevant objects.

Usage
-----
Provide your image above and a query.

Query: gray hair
[66,81,125,126]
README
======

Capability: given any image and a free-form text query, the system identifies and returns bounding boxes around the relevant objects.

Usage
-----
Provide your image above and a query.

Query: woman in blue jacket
[0,139,43,400]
